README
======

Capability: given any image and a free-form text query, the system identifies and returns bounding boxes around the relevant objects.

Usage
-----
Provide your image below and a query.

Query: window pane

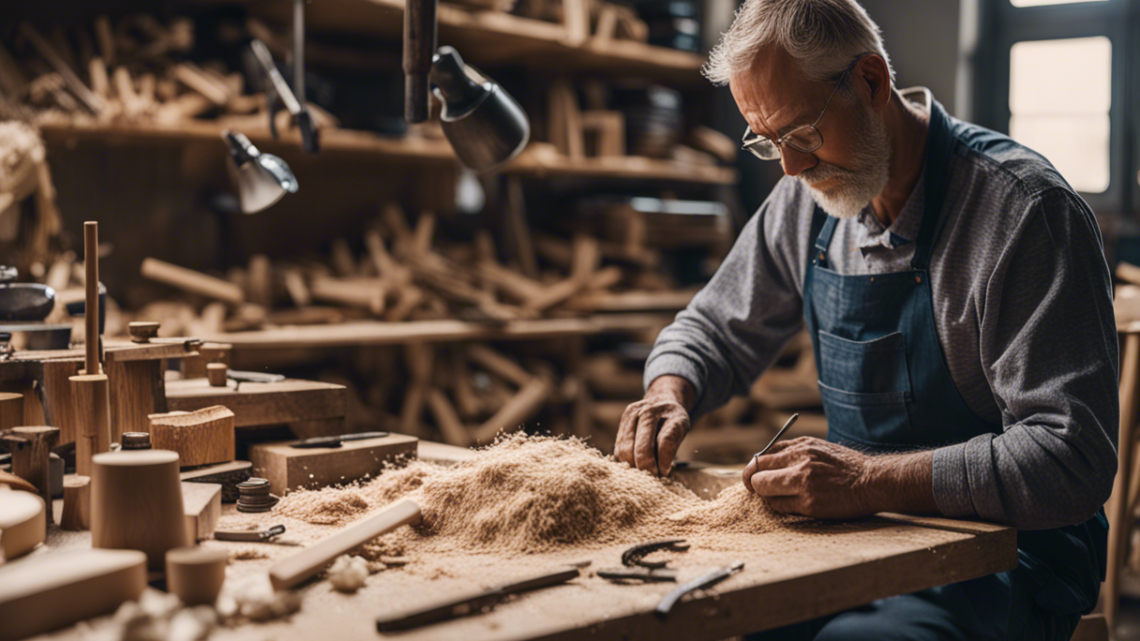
[1011,0,1108,6]
[1009,36,1112,193]
[1010,115,1110,193]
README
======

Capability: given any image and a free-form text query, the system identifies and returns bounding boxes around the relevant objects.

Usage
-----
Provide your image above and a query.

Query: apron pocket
[817,330,916,449]
[818,330,913,395]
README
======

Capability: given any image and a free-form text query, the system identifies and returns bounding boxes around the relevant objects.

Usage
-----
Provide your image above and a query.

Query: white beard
[799,103,891,220]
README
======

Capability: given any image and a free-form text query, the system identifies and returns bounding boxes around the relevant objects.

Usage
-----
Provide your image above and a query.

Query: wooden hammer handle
[269,498,421,590]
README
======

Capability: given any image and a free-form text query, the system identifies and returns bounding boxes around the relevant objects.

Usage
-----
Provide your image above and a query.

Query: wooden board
[165,379,346,429]
[182,481,222,542]
[250,434,418,495]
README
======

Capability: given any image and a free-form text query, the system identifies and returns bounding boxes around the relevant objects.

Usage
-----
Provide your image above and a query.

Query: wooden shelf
[195,313,671,350]
[180,0,707,86]
[39,121,737,184]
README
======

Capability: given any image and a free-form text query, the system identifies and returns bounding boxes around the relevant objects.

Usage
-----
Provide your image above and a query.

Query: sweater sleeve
[644,185,808,419]
[931,187,1119,529]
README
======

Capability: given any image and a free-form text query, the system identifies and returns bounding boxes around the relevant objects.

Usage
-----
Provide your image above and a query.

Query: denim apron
[791,101,1107,638]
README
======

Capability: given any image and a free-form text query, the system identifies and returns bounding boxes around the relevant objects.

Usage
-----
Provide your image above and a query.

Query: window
[968,0,1135,213]
[1009,36,1111,193]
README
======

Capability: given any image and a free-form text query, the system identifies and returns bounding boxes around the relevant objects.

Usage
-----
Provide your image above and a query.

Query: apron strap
[910,101,958,271]
[812,211,839,268]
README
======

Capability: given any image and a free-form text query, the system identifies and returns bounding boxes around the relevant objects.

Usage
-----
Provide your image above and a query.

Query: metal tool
[249,39,318,152]
[227,369,287,384]
[376,566,580,631]
[654,561,745,617]
[0,266,72,350]
[598,539,690,584]
[214,524,286,542]
[290,431,390,449]
[753,413,799,465]
[622,538,690,568]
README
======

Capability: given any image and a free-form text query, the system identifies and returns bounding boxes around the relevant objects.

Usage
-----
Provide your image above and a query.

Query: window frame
[973,0,1134,214]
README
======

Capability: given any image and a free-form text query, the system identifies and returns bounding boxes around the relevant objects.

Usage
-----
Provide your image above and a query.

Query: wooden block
[180,460,252,503]
[206,363,228,387]
[0,490,45,561]
[166,378,346,429]
[0,549,147,641]
[107,358,166,444]
[3,427,60,524]
[0,393,22,431]
[181,482,222,542]
[181,342,232,379]
[150,406,235,468]
[61,475,91,531]
[250,433,418,495]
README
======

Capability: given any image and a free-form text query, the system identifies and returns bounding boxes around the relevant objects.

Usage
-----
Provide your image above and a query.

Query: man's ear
[856,54,892,112]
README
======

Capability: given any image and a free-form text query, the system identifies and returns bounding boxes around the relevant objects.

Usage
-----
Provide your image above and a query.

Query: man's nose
[780,147,818,177]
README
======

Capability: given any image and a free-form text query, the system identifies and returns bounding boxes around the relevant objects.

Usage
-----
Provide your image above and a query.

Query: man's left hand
[743,437,938,519]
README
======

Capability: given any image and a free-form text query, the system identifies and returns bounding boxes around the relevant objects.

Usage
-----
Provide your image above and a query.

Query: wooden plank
[250,433,418,495]
[181,481,221,542]
[194,315,669,350]
[165,378,346,429]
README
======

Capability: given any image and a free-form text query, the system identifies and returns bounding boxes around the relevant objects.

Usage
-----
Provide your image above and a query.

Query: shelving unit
[38,121,737,184]
[180,0,707,86]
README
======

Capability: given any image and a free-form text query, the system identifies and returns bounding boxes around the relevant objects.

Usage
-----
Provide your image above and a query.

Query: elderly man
[615,0,1119,638]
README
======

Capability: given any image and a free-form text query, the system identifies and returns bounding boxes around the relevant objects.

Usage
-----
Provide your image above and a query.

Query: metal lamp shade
[222,131,299,214]
[432,47,529,172]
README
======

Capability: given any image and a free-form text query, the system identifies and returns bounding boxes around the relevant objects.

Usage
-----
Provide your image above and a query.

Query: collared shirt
[645,97,1119,529]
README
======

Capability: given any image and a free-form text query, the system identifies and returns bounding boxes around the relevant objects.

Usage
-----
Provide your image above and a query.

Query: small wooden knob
[206,363,228,387]
[166,546,228,606]
[120,432,152,450]
[128,322,161,343]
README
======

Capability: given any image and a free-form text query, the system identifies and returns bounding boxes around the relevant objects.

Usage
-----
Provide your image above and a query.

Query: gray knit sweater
[645,118,1119,530]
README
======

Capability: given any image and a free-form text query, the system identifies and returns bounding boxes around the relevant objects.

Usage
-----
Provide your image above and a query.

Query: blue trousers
[746,561,1083,641]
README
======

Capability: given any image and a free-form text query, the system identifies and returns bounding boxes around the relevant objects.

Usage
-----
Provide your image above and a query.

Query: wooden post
[84,222,100,376]
[107,359,165,444]
[182,343,232,379]
[62,475,92,531]
[3,427,61,524]
[1107,331,1140,629]
[71,374,112,476]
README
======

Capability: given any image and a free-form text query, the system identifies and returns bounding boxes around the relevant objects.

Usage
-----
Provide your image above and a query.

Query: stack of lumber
[130,203,692,337]
[0,15,336,132]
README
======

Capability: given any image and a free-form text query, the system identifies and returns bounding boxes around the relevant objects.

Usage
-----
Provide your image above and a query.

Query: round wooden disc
[92,449,179,467]
[0,490,46,560]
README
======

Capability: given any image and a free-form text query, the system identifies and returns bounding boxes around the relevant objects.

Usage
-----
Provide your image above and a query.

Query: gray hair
[703,0,895,88]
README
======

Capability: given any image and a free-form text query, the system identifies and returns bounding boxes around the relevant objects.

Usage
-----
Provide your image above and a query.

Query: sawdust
[273,434,798,558]
[230,549,269,561]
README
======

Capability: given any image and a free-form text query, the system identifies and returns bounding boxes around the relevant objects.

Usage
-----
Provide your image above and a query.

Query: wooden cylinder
[182,343,232,379]
[71,374,112,477]
[165,547,228,606]
[84,222,100,376]
[92,450,189,570]
[61,475,91,531]
[206,363,228,388]
[140,258,244,305]
[4,427,61,525]
[0,393,23,431]
[128,322,160,344]
[107,359,165,444]
[0,490,46,560]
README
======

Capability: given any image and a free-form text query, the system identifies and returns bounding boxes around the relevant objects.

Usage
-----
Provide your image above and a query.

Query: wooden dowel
[84,222,100,376]
[140,258,245,306]
[20,23,104,114]
[71,374,112,476]
[62,475,92,531]
[310,276,386,315]
[269,499,421,590]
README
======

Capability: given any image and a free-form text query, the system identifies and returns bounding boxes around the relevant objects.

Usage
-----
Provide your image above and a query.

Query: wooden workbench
[30,448,1016,641]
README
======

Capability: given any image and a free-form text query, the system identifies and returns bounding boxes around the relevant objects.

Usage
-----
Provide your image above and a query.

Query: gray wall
[858,0,962,116]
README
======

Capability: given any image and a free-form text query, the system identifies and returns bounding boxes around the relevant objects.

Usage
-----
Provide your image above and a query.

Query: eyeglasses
[741,58,860,161]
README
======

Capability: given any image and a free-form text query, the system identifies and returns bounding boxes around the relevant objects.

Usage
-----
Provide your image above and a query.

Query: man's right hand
[615,375,696,476]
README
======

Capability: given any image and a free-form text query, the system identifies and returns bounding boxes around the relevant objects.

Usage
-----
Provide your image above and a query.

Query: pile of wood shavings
[275,434,799,556]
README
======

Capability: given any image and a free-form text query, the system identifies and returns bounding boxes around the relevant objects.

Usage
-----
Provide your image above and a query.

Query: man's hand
[615,375,695,476]
[742,437,937,519]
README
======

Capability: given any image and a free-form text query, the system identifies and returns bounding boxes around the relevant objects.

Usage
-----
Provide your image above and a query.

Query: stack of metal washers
[236,477,280,513]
